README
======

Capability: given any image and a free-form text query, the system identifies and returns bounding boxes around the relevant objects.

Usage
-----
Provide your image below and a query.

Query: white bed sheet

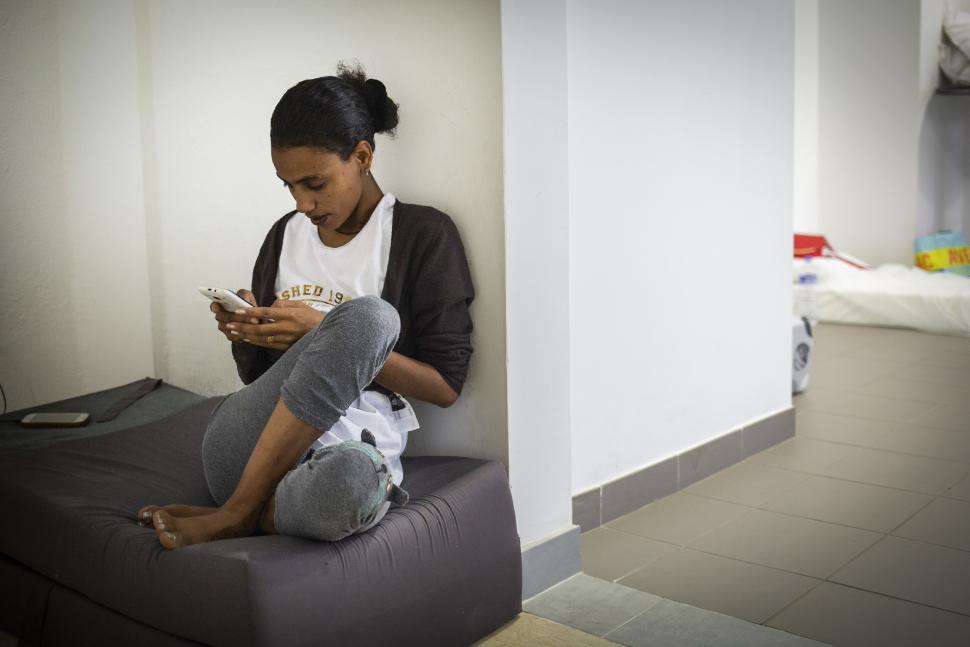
[793,257,970,337]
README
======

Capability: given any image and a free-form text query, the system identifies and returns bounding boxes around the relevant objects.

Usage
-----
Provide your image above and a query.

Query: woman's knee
[273,441,394,541]
[327,295,400,345]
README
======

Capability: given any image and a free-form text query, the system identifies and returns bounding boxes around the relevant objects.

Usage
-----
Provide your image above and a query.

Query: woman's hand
[225,299,325,351]
[211,289,258,342]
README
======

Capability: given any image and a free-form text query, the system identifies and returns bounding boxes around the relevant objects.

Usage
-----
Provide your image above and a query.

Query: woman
[136,63,474,549]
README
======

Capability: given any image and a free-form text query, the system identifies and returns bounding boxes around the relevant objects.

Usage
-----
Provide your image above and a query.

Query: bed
[0,380,521,646]
[793,257,970,337]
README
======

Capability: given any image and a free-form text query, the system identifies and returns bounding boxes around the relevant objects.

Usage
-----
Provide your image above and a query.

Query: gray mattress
[0,392,521,646]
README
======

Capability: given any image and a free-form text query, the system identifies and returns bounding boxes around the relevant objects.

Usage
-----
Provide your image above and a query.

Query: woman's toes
[158,528,182,550]
[153,511,183,549]
[137,505,159,526]
[153,510,174,531]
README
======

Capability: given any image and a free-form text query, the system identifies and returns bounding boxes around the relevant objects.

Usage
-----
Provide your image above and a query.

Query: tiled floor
[543,323,970,646]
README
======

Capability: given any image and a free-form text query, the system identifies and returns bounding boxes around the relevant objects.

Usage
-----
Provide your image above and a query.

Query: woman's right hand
[212,289,258,343]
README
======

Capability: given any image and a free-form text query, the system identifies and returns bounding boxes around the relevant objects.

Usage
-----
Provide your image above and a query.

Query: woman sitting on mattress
[136,62,474,548]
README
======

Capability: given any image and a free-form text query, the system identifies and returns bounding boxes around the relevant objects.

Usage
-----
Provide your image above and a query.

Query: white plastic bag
[792,316,813,394]
[940,8,970,85]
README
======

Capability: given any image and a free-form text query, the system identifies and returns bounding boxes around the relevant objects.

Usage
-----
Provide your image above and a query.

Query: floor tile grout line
[795,403,951,429]
[819,532,891,586]
[836,373,948,404]
[595,524,683,550]
[600,595,665,642]
[666,502,763,548]
[794,404,970,430]
[779,469,967,497]
[612,540,832,584]
[760,578,827,627]
[816,579,970,620]
[684,488,912,535]
[607,560,669,586]
[880,526,970,555]
[796,407,970,437]
[669,493,968,555]
[795,433,970,466]
[760,435,970,469]
[603,492,760,548]
[686,466,962,505]
[521,572,586,604]
[901,399,957,426]
[750,457,970,495]
[884,492,941,536]
[941,492,970,503]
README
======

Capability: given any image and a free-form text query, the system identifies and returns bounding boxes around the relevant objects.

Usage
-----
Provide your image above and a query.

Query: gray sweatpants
[201,295,401,540]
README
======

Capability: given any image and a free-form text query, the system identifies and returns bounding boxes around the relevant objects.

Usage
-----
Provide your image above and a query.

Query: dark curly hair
[270,61,399,159]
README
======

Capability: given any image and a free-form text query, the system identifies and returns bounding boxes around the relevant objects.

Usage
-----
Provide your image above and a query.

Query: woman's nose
[293,190,315,214]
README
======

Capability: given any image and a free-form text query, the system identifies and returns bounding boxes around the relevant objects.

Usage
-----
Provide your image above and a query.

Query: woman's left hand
[228,300,325,351]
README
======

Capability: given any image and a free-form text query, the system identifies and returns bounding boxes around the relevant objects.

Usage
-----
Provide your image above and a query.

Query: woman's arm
[228,301,459,408]
[375,352,459,408]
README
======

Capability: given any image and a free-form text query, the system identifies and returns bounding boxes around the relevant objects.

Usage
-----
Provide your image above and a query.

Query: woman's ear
[352,140,373,175]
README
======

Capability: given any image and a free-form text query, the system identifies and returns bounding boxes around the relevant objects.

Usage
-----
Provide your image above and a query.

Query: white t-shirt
[274,193,417,486]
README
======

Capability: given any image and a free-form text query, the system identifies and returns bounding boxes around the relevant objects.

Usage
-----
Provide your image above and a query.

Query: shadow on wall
[917,93,970,241]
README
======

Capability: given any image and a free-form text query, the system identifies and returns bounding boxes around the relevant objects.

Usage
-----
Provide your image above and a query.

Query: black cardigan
[231,200,475,396]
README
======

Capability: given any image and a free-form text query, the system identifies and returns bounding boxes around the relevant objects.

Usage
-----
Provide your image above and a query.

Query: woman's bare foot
[136,504,217,527]
[151,507,259,549]
[138,497,278,535]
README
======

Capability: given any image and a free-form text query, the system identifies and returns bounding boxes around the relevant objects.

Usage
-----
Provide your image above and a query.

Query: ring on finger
[266,335,274,343]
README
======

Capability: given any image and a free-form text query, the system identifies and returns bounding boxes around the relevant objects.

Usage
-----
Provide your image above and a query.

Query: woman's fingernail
[235,309,247,314]
[227,323,235,330]
[230,330,239,336]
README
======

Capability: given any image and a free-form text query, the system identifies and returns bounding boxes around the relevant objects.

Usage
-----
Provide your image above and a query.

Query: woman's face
[271,145,369,232]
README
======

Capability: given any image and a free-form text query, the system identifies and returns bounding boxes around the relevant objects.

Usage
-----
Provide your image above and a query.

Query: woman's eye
[308,184,325,192]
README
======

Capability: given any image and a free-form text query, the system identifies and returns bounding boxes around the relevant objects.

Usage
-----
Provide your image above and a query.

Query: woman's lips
[309,214,330,226]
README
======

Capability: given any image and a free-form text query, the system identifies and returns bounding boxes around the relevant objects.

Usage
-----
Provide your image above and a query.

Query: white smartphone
[198,287,254,312]
[20,412,91,428]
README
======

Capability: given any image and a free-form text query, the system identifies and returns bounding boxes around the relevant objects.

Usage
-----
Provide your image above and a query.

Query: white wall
[793,0,819,234]
[501,0,575,547]
[816,0,921,265]
[139,0,507,463]
[0,0,155,410]
[798,0,970,260]
[567,0,795,493]
[2,0,507,465]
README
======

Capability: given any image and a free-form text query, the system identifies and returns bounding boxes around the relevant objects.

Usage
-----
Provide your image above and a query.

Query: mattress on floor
[793,258,970,337]
[0,397,522,647]
[0,379,208,452]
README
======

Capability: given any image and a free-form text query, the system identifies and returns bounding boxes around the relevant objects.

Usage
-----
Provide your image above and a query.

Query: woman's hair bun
[337,61,399,135]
